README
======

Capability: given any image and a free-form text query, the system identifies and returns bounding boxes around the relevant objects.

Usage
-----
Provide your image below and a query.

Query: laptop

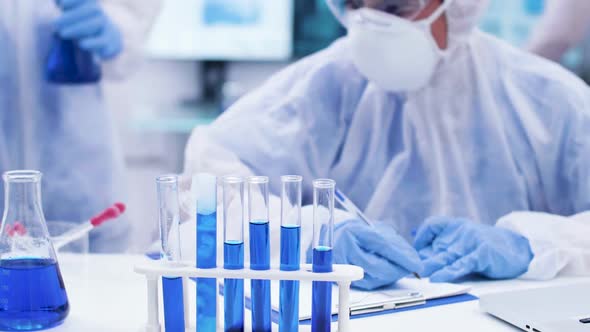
[479,283,590,332]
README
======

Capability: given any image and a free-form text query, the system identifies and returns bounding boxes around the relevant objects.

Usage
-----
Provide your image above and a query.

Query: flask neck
[4,179,43,219]
[1,171,48,237]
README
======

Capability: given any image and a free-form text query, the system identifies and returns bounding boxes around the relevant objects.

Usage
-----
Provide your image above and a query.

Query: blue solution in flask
[45,35,101,84]
[197,210,217,332]
[249,220,271,332]
[279,225,300,332]
[312,246,333,332]
[162,277,185,332]
[0,258,69,331]
[224,240,244,332]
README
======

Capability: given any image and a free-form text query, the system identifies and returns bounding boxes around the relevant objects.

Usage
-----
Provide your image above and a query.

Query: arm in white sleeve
[526,0,590,61]
[497,211,590,280]
[496,86,590,280]
[100,0,161,79]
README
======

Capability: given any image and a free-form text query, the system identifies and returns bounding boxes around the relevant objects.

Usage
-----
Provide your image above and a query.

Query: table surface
[32,254,590,332]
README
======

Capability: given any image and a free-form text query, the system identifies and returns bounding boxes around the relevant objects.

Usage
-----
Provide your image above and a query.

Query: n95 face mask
[341,0,453,92]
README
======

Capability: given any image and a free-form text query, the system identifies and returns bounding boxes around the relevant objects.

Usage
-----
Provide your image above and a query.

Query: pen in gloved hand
[334,188,422,279]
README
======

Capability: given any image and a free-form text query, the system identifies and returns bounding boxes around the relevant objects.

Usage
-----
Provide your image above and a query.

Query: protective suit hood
[445,0,490,49]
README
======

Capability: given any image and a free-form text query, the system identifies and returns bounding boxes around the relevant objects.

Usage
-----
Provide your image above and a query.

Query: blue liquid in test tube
[195,173,218,332]
[224,241,244,332]
[312,247,333,332]
[223,176,245,332]
[279,175,303,332]
[157,175,185,332]
[311,179,336,332]
[162,277,185,332]
[248,176,271,332]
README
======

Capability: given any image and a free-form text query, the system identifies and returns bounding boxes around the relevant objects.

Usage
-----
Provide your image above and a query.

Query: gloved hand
[414,217,534,283]
[325,219,423,290]
[55,0,123,60]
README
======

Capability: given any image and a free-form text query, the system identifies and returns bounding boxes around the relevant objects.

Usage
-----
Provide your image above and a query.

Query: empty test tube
[157,175,185,332]
[248,176,271,332]
[311,179,336,332]
[223,176,245,332]
[279,175,302,332]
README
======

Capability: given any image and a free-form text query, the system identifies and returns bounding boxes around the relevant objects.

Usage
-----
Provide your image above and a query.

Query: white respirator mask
[341,0,453,92]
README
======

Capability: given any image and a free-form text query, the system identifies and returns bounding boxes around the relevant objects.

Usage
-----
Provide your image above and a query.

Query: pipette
[53,203,126,250]
[334,189,421,279]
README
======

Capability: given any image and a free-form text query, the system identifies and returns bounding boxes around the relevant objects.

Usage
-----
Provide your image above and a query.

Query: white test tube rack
[134,261,364,332]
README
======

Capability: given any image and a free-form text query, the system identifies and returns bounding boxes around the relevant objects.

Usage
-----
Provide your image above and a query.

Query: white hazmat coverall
[183,0,590,280]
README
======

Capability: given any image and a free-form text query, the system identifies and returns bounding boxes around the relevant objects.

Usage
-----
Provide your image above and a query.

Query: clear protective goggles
[326,0,430,21]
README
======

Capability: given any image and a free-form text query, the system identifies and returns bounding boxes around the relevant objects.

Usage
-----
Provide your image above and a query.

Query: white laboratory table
[45,254,590,332]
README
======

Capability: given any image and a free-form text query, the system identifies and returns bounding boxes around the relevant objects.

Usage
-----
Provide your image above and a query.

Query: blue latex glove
[319,219,423,291]
[55,0,123,60]
[414,217,534,283]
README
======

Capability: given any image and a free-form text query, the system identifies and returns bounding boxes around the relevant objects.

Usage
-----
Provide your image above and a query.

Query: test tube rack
[134,261,364,332]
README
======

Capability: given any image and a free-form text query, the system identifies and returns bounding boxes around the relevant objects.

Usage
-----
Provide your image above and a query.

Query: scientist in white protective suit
[0,0,160,252]
[183,0,590,290]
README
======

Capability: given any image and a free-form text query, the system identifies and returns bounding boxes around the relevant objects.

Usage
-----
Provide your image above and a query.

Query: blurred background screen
[145,0,294,60]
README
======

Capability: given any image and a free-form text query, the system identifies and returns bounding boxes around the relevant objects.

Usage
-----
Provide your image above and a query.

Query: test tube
[223,176,245,332]
[311,179,336,332]
[157,175,185,332]
[279,175,302,332]
[248,176,271,332]
[195,173,217,332]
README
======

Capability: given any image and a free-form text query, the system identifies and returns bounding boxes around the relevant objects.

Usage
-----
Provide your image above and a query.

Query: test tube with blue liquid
[248,176,271,332]
[195,173,217,331]
[223,176,245,332]
[157,175,185,332]
[279,175,302,332]
[312,179,336,332]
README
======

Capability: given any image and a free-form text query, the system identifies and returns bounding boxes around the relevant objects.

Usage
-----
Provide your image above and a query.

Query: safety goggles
[326,0,430,21]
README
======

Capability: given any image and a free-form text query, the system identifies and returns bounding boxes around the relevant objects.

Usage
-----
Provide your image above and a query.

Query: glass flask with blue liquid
[0,171,70,331]
[45,34,101,84]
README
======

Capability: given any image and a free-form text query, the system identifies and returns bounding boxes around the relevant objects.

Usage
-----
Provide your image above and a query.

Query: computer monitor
[145,0,294,61]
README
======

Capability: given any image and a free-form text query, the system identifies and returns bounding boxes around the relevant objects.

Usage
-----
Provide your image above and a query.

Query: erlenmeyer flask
[45,34,102,84]
[0,171,69,331]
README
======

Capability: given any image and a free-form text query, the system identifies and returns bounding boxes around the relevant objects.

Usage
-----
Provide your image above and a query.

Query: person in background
[527,0,590,62]
[183,0,590,290]
[0,0,160,252]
